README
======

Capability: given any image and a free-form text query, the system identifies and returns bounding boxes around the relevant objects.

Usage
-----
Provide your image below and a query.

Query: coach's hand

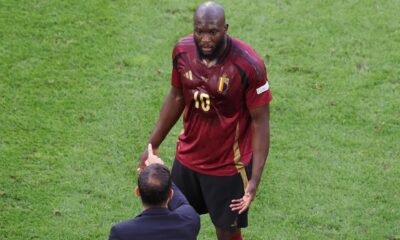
[137,144,159,173]
[145,144,164,166]
[230,180,257,214]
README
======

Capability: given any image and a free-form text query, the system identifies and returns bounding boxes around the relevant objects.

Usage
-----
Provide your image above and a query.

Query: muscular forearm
[250,119,269,188]
[148,87,185,149]
[249,104,270,189]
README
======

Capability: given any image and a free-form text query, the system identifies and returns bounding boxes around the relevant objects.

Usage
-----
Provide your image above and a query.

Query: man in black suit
[109,145,200,240]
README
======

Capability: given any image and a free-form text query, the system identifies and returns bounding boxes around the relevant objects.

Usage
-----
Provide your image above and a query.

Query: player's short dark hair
[138,164,172,206]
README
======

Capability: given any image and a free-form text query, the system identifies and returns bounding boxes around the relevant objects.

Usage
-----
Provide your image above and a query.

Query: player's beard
[195,35,226,60]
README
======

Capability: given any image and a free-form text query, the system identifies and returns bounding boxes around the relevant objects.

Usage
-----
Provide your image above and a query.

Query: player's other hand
[229,180,257,214]
[145,144,164,166]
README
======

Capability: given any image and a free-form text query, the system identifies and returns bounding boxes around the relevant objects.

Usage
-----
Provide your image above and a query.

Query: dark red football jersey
[171,34,272,176]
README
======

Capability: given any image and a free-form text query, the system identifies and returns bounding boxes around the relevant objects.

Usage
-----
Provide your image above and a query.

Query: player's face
[193,16,227,59]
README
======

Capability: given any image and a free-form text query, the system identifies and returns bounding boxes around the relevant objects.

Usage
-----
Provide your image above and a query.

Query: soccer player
[139,2,272,240]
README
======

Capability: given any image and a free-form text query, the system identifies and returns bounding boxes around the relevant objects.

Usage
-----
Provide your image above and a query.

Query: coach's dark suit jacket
[109,184,200,240]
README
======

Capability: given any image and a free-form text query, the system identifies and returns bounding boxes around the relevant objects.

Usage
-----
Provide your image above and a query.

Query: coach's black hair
[138,164,172,206]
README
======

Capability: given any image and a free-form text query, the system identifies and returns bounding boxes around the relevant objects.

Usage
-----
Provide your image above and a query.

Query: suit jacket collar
[138,207,170,217]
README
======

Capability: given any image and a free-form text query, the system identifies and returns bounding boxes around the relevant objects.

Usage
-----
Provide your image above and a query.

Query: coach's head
[136,163,173,208]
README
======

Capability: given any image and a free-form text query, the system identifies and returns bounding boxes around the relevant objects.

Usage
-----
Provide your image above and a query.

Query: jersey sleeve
[245,60,272,109]
[171,45,182,89]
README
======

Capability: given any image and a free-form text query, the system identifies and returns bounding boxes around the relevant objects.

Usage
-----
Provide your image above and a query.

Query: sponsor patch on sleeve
[256,82,269,95]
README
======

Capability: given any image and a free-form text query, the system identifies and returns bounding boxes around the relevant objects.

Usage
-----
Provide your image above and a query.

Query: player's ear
[225,23,229,33]
[135,186,141,197]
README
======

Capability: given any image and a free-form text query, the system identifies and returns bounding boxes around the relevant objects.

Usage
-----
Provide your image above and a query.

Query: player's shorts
[171,159,252,232]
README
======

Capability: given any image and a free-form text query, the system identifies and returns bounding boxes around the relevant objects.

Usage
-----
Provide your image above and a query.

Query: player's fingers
[230,207,240,211]
[147,143,153,156]
[238,204,249,214]
[232,204,247,213]
[239,200,252,214]
[230,200,246,210]
[229,204,242,211]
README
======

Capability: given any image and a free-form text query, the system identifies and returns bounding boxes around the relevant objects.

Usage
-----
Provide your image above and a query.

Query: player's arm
[230,104,270,213]
[248,103,270,196]
[138,86,185,169]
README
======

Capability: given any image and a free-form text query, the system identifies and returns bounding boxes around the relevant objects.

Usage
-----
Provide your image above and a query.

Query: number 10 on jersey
[193,90,210,112]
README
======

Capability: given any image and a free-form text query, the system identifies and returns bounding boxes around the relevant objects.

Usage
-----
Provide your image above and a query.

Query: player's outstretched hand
[229,180,257,214]
[145,144,164,166]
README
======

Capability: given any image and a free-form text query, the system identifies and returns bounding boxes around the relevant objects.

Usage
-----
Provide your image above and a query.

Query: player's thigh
[198,170,249,231]
[171,159,208,214]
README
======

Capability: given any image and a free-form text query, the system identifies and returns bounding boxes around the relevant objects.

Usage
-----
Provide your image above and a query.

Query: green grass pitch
[0,0,399,239]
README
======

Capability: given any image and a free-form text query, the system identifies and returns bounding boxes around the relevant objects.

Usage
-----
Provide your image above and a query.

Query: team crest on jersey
[217,74,229,94]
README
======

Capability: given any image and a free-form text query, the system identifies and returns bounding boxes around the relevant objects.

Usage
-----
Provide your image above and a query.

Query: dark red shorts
[171,159,252,232]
